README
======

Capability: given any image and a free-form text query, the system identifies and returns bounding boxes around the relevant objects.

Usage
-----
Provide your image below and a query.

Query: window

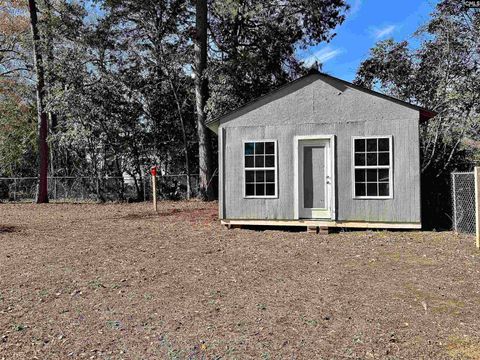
[353,136,392,198]
[244,140,277,198]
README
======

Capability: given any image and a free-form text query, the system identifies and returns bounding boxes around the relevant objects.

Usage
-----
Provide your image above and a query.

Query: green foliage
[354,39,414,99]
[207,0,349,118]
[0,84,37,177]
[13,323,25,332]
[48,0,197,189]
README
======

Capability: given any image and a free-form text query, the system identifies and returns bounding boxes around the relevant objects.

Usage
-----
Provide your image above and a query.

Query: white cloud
[372,25,396,39]
[348,0,362,17]
[302,47,344,67]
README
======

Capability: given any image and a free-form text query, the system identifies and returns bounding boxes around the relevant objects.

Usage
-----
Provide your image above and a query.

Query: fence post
[452,173,457,232]
[13,178,17,202]
[475,166,479,249]
[143,176,146,201]
[96,178,100,201]
[151,171,157,212]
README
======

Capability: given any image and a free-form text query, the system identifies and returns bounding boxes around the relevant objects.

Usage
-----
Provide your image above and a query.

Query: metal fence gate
[451,171,477,235]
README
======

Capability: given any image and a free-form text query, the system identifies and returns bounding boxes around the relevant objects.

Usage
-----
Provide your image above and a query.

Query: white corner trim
[293,139,299,219]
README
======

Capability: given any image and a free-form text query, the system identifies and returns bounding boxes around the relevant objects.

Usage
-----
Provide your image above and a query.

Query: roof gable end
[207,71,436,131]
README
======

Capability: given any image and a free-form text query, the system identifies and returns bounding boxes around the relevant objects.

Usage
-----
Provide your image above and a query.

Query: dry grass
[0,201,479,359]
[446,336,480,360]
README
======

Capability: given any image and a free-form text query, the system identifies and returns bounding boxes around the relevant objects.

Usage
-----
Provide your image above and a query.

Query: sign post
[151,166,157,212]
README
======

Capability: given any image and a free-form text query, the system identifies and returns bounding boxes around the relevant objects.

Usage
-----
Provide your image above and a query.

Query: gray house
[207,71,435,231]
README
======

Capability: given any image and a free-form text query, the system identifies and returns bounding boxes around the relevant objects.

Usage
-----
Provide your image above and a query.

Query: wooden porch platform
[221,219,422,231]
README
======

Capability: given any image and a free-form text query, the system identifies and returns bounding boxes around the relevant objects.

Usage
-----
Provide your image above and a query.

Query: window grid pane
[244,141,276,197]
[354,138,366,152]
[265,142,275,154]
[245,143,254,155]
[255,142,265,155]
[353,137,391,197]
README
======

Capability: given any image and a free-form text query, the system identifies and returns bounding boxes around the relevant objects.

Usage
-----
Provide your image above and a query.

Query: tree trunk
[28,0,49,203]
[194,0,213,200]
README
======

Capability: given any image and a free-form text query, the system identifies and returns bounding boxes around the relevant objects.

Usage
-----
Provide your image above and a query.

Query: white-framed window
[352,136,393,199]
[243,140,277,198]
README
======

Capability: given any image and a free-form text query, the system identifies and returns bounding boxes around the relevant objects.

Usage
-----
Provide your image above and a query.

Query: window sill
[353,196,393,200]
[244,196,278,199]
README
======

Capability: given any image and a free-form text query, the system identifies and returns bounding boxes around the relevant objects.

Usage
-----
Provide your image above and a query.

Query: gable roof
[207,70,437,127]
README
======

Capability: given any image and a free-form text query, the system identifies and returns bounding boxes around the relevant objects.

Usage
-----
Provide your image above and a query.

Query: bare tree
[28,0,49,203]
[194,0,213,200]
[168,77,193,199]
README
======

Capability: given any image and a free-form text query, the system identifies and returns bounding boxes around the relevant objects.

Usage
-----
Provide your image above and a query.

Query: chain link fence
[451,172,476,234]
[0,175,216,202]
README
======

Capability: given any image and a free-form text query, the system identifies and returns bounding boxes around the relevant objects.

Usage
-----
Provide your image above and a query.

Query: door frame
[293,135,336,220]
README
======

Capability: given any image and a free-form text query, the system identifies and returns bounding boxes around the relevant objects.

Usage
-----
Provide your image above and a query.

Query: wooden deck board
[221,219,421,230]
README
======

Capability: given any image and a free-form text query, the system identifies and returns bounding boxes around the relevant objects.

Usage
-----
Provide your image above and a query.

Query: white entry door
[297,137,334,219]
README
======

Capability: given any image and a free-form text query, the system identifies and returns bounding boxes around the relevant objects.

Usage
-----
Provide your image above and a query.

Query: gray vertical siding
[219,75,421,223]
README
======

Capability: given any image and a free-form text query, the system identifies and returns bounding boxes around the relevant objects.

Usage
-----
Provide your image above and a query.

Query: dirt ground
[0,201,479,359]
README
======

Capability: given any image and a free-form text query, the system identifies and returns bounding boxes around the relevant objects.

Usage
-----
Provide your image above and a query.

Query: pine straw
[0,201,479,359]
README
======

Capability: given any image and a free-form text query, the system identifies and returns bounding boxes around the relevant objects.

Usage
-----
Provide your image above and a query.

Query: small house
[207,71,436,231]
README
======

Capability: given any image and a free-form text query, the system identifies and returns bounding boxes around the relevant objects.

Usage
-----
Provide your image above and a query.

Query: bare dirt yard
[1,201,480,359]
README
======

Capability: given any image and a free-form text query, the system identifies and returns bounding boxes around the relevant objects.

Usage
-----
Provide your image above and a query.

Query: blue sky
[297,0,438,81]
